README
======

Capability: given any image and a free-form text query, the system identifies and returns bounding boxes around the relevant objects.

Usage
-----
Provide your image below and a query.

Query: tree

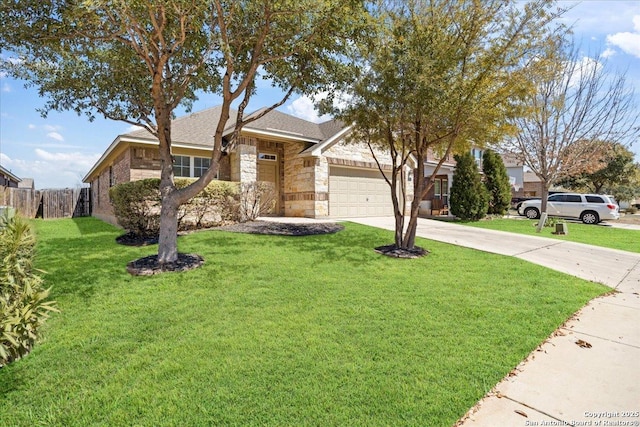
[0,0,363,266]
[503,37,640,228]
[450,152,488,221]
[557,142,638,194]
[327,0,562,252]
[482,149,512,215]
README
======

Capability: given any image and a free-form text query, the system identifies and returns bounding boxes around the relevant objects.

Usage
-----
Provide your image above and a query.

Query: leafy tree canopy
[324,0,563,249]
[0,0,365,265]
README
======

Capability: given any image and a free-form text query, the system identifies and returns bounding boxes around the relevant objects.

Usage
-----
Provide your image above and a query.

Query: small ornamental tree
[450,153,488,221]
[482,149,512,215]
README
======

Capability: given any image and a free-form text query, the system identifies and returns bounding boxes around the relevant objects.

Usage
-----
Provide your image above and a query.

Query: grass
[0,217,608,426]
[459,217,640,253]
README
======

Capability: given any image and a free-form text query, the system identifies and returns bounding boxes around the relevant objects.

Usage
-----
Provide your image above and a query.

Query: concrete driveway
[347,217,640,427]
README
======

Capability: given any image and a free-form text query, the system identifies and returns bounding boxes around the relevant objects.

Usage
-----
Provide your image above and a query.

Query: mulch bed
[215,221,345,236]
[374,244,429,259]
[126,253,204,276]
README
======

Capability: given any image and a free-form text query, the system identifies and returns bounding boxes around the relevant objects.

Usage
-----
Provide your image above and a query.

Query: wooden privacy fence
[0,187,91,219]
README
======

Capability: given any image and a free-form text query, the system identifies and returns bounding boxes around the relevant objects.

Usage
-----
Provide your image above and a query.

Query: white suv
[518,193,619,224]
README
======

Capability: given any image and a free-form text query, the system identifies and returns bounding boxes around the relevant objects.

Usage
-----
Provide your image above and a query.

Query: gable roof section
[0,164,21,183]
[125,105,237,148]
[241,108,344,142]
[83,105,347,182]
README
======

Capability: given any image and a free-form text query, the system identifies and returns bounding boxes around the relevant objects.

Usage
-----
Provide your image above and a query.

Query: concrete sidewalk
[348,217,640,427]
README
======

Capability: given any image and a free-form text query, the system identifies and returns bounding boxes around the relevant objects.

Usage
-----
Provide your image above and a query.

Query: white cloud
[0,152,12,165]
[0,149,100,189]
[28,124,36,130]
[286,95,331,123]
[2,83,10,92]
[606,15,640,58]
[602,48,617,58]
[47,132,65,142]
[28,149,101,188]
[124,124,145,133]
[44,124,62,132]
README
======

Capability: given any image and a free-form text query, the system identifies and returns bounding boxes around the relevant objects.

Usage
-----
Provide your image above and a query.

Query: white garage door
[329,167,393,217]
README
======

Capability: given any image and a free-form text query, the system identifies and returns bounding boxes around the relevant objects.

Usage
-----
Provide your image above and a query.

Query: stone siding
[230,137,258,183]
[283,142,319,217]
[324,139,393,165]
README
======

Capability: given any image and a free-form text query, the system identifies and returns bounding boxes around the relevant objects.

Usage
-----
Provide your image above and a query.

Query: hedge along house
[83,105,412,225]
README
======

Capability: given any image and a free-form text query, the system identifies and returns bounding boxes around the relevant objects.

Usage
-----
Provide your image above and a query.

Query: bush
[109,178,161,238]
[0,215,58,367]
[110,179,265,235]
[535,215,561,228]
[238,181,277,221]
[175,178,241,228]
[450,152,489,221]
[482,149,512,215]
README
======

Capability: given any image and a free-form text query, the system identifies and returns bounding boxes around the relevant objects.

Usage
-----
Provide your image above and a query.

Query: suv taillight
[607,204,616,210]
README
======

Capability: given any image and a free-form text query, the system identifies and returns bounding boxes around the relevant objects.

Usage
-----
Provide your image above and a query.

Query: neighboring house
[0,164,21,188]
[420,147,485,214]
[83,106,412,224]
[501,153,525,198]
[500,153,546,198]
[17,178,35,190]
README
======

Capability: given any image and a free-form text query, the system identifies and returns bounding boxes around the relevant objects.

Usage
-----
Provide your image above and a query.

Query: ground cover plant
[0,217,608,426]
[462,218,640,253]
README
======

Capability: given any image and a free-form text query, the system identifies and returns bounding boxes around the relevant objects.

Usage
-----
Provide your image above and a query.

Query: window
[585,195,604,203]
[109,166,115,187]
[173,155,190,177]
[173,155,213,178]
[433,177,449,205]
[565,195,582,203]
[258,153,277,161]
[548,194,564,202]
[471,149,483,168]
[194,157,211,177]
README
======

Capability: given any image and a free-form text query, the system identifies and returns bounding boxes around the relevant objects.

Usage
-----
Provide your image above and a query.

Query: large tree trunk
[389,171,404,248]
[153,104,229,265]
[402,157,427,249]
[536,183,550,233]
[158,190,180,264]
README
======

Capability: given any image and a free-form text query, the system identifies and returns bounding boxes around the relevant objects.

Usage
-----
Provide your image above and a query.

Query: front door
[257,153,280,215]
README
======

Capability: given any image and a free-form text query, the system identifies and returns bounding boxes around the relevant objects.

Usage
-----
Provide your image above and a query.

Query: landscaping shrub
[110,178,249,235]
[482,149,512,215]
[238,181,277,221]
[536,215,561,228]
[450,152,489,221]
[109,178,161,238]
[0,215,58,367]
[175,178,241,228]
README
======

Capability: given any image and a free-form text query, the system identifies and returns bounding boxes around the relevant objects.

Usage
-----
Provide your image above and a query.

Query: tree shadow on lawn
[205,221,396,267]
[70,216,122,235]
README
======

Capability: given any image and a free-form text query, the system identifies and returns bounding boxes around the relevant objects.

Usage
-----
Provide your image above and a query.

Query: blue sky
[1,0,639,189]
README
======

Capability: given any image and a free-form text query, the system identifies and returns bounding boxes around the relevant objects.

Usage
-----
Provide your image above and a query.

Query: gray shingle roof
[123,105,344,146]
[125,105,237,147]
[243,108,344,141]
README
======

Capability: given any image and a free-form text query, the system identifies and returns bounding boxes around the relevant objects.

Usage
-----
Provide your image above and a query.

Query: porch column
[237,143,257,183]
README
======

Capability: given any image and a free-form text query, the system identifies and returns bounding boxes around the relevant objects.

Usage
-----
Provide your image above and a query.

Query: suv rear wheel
[524,207,540,219]
[581,211,599,224]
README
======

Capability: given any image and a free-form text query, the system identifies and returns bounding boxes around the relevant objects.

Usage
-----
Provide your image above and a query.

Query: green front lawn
[0,218,607,426]
[461,217,640,253]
